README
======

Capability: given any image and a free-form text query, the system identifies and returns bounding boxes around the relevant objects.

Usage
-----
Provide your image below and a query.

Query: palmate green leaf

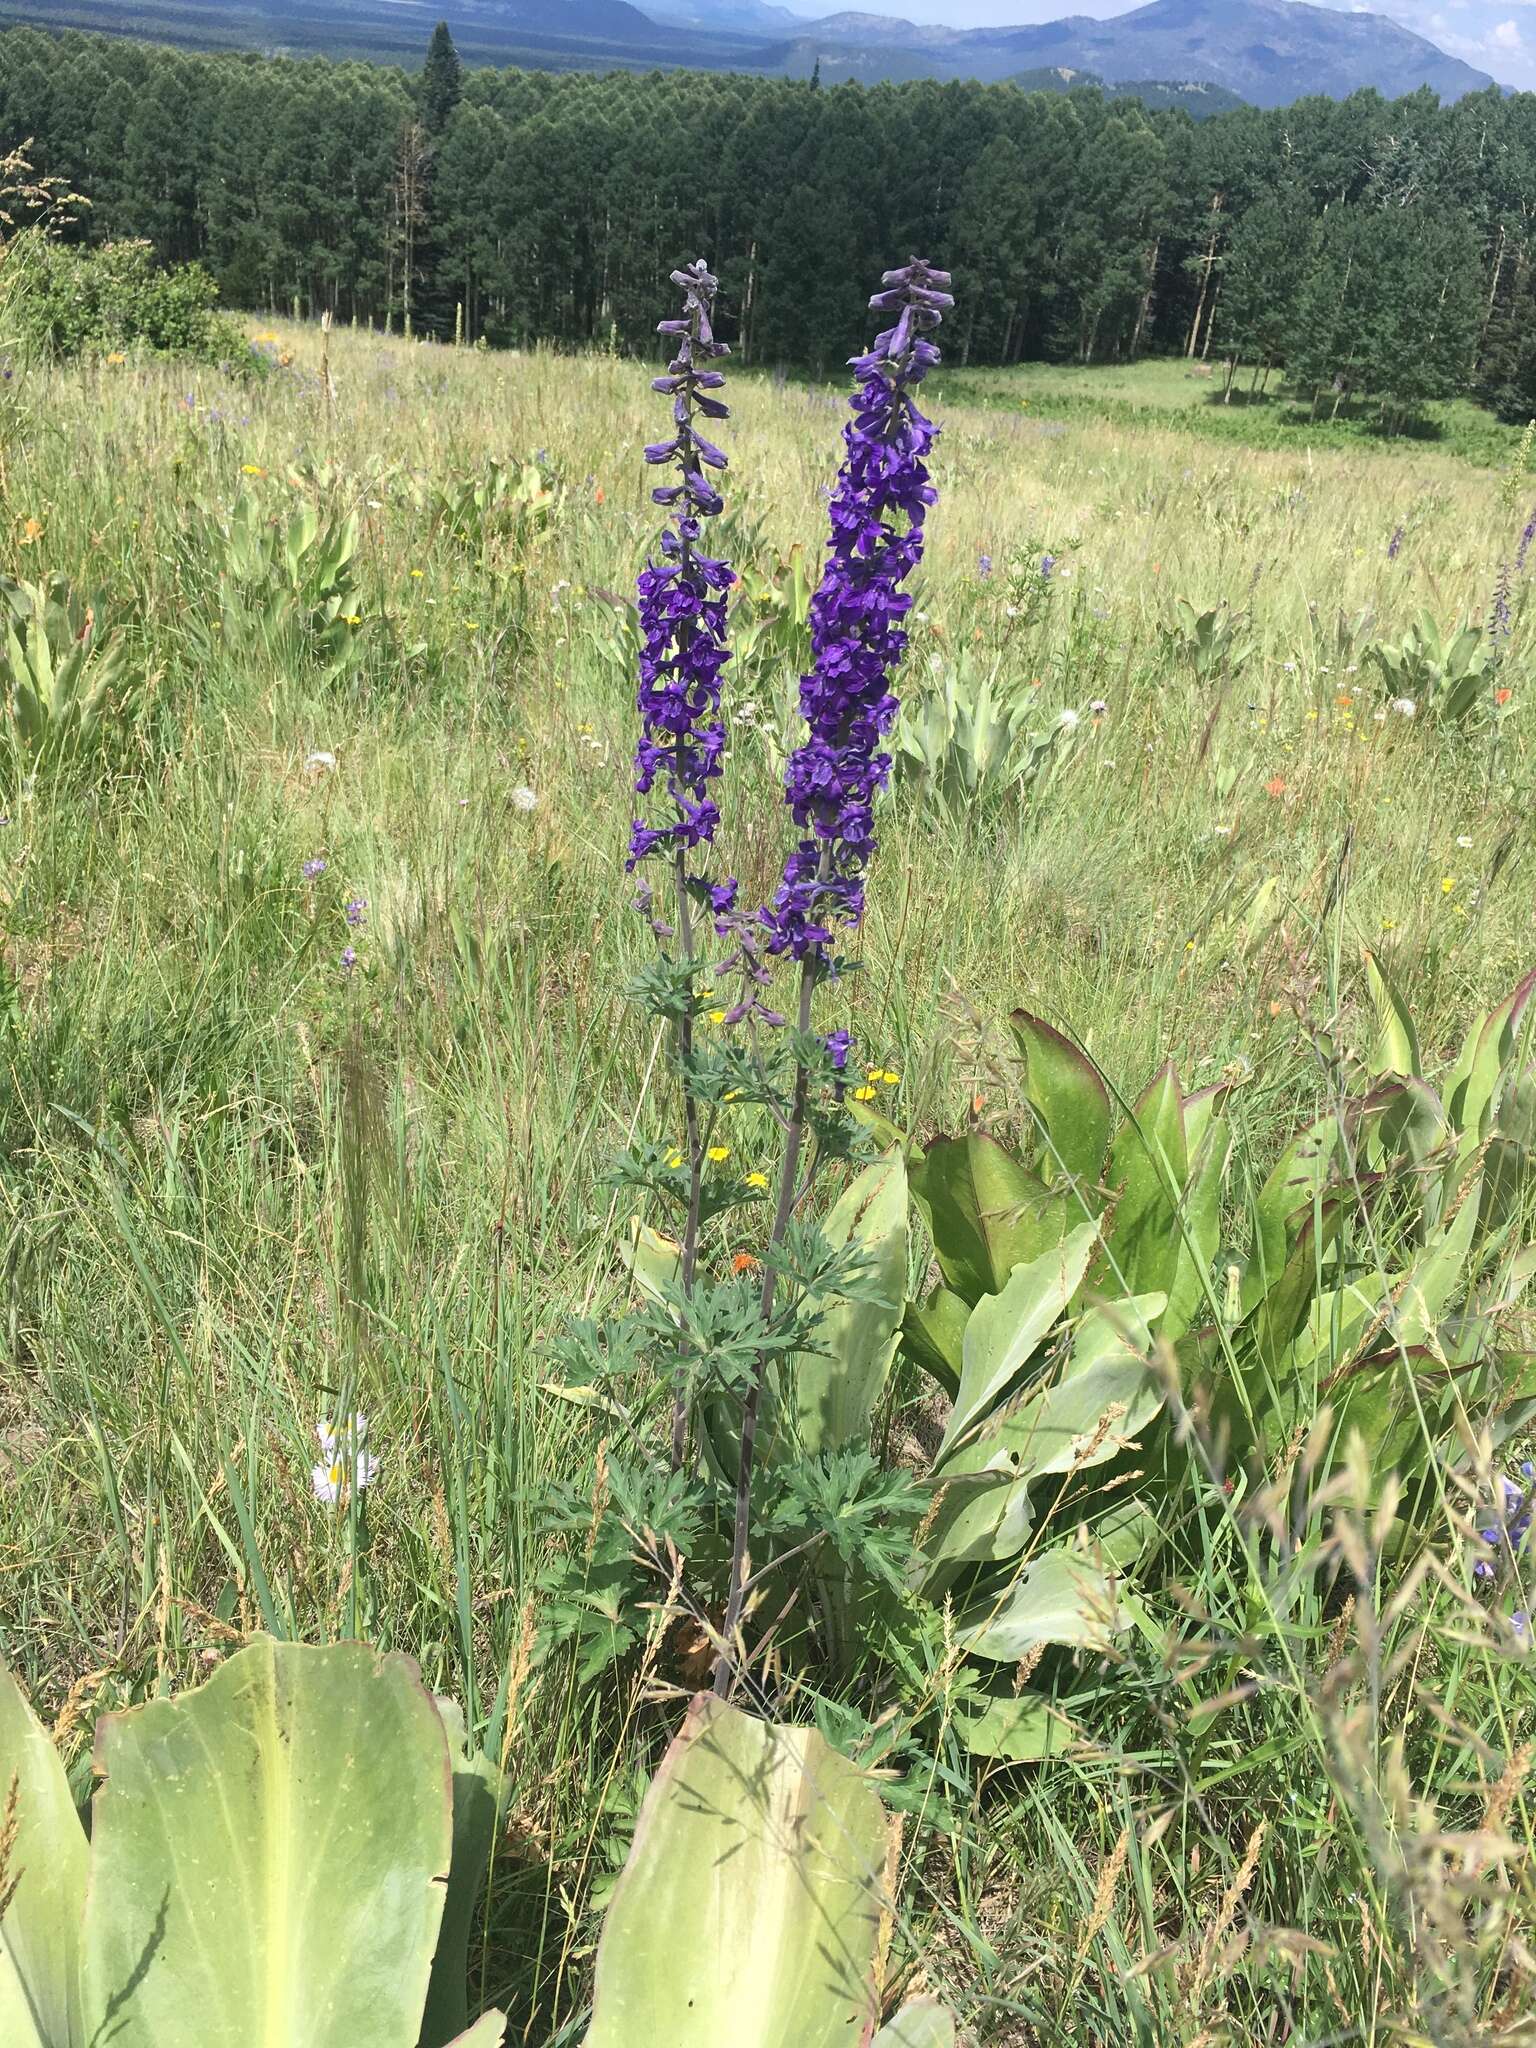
[583,1694,892,2048]
[939,1221,1100,1457]
[1009,1010,1111,1186]
[791,1151,909,1456]
[80,1637,453,2048]
[910,1134,1076,1306]
[0,1663,87,2048]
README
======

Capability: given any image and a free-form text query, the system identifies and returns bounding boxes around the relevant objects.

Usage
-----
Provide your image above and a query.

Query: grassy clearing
[941,355,1532,469]
[2,327,1534,2042]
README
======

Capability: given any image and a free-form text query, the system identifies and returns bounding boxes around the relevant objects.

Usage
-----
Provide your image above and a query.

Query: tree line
[5,20,1536,422]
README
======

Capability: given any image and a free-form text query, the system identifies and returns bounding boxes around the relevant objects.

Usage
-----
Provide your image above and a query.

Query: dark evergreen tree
[419,22,463,138]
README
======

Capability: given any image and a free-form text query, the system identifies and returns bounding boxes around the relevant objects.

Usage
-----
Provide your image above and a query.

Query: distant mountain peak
[774,0,1496,103]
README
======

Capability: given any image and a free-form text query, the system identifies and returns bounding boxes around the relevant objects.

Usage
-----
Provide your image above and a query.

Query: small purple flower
[760,259,952,959]
[1517,504,1536,575]
[1386,524,1405,560]
[1492,563,1513,643]
[824,1028,852,1071]
[340,945,357,972]
[345,896,369,928]
[977,553,993,579]
[627,259,736,899]
[1039,554,1056,581]
[302,857,326,880]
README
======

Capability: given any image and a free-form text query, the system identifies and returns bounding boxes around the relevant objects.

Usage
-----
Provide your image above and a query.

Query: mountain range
[0,0,1500,106]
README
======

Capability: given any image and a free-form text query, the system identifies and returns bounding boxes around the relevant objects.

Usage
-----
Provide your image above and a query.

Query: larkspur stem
[713,951,818,1696]
[671,844,704,1472]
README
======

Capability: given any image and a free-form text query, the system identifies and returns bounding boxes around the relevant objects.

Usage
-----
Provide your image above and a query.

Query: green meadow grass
[2,328,1534,2042]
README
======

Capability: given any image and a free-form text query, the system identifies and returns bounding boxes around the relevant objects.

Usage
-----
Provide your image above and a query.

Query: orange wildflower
[731,1252,760,1275]
[1495,686,1513,707]
[1265,776,1287,797]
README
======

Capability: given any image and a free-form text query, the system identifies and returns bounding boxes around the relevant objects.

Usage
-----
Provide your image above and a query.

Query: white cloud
[1492,14,1523,41]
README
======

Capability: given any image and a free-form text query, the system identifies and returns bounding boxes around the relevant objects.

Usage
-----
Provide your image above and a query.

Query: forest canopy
[3,23,1536,420]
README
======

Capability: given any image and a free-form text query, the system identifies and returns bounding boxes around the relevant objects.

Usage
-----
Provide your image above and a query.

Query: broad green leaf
[1243,1098,1377,1314]
[910,1134,1076,1306]
[953,1680,1062,1762]
[791,1152,909,1455]
[1372,1076,1447,1177]
[1009,1011,1111,1186]
[422,1702,504,2048]
[583,1694,891,2048]
[1364,950,1420,1079]
[1101,1064,1187,1300]
[81,1638,453,2048]
[1181,1081,1230,1161]
[445,2018,507,2047]
[919,1426,1035,1573]
[1249,1200,1346,1378]
[957,1505,1151,1662]
[939,1221,1100,1457]
[1164,1116,1230,1339]
[923,1295,1165,1575]
[1393,1181,1484,1349]
[625,1218,682,1304]
[898,1284,969,1399]
[872,1999,956,2047]
[0,1664,87,2048]
[1447,968,1536,1157]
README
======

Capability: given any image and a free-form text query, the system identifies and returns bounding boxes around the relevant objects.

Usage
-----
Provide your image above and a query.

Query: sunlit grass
[1,324,1533,2040]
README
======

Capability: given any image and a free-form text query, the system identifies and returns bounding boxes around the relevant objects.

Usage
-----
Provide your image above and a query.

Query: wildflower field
[3,296,1536,2046]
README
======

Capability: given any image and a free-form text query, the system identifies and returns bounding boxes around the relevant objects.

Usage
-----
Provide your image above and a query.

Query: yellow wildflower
[709,1009,727,1025]
[853,1085,878,1102]
[745,1172,768,1190]
[1441,877,1456,895]
[665,1149,684,1169]
[707,1145,731,1163]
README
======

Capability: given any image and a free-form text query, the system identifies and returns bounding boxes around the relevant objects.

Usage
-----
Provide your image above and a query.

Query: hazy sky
[779,0,1536,89]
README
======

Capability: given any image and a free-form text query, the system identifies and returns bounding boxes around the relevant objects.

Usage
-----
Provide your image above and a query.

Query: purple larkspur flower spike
[760,258,952,959]
[627,260,737,884]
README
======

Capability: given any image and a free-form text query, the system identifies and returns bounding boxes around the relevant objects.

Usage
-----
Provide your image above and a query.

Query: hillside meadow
[2,326,1535,2042]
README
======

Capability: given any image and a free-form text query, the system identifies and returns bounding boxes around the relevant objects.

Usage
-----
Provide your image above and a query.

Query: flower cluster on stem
[713,260,952,1696]
[760,258,952,960]
[627,259,734,874]
[628,261,735,1472]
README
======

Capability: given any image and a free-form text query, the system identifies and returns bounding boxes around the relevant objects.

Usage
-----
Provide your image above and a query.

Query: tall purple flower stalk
[629,259,733,1473]
[715,260,953,1699]
[760,258,952,961]
[628,260,734,873]
[1517,503,1536,576]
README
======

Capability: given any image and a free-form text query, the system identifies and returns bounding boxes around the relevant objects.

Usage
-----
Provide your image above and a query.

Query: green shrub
[9,237,254,369]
